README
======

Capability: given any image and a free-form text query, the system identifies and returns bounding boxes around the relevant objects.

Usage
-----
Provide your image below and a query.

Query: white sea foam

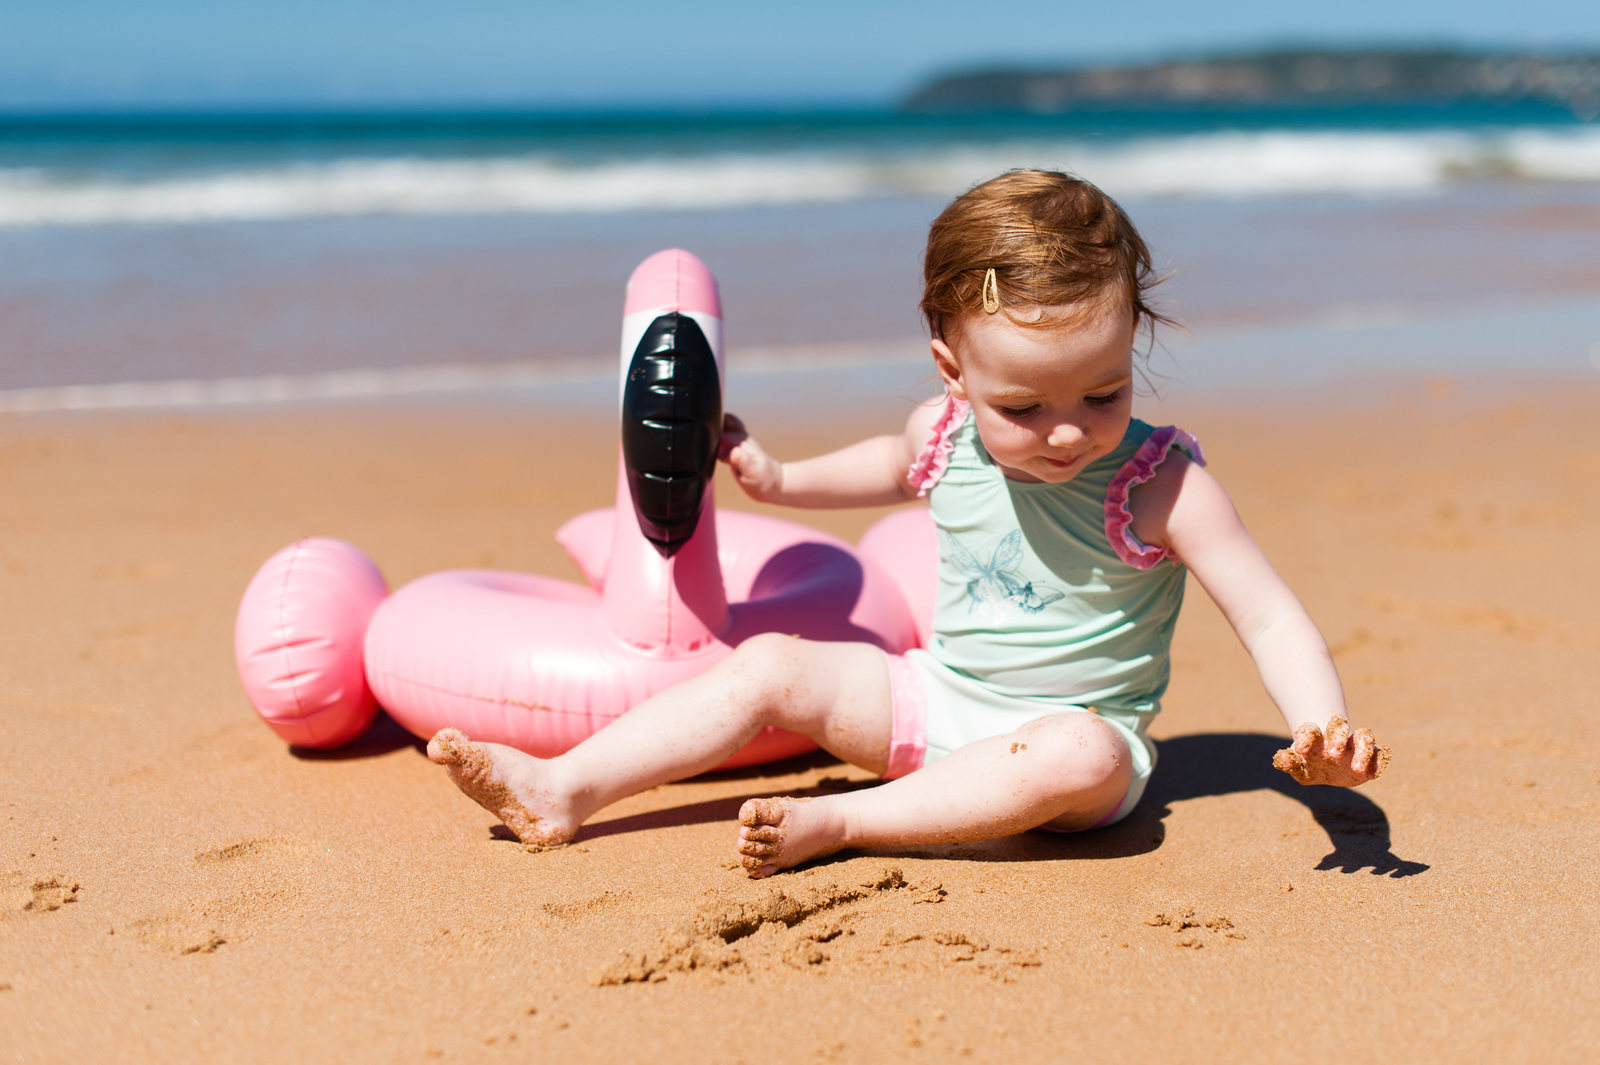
[3,127,1600,227]
[0,361,589,413]
[0,338,925,413]
[1502,127,1600,181]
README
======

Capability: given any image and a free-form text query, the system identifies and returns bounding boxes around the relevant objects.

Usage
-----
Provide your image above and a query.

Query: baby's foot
[737,796,847,878]
[426,728,579,848]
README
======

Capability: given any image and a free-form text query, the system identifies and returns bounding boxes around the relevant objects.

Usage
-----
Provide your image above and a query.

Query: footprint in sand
[1363,594,1550,639]
[540,890,633,921]
[129,906,230,956]
[121,837,309,955]
[593,866,1037,985]
[193,836,306,865]
[1144,908,1247,949]
[1327,627,1416,659]
[2,872,81,917]
[594,866,920,985]
[875,928,1043,980]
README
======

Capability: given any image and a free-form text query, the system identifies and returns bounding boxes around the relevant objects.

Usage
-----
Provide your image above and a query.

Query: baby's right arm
[718,402,944,509]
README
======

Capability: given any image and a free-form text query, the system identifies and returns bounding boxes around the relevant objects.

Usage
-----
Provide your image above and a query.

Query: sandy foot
[426,728,579,848]
[737,796,848,878]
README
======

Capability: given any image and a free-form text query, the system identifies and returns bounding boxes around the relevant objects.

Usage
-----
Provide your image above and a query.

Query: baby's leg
[427,634,894,846]
[737,711,1131,877]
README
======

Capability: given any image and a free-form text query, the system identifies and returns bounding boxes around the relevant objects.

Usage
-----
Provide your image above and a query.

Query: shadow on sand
[288,711,424,762]
[554,732,1428,878]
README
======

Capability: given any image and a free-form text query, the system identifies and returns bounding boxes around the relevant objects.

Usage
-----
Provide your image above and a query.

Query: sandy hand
[718,412,782,502]
[1273,715,1390,787]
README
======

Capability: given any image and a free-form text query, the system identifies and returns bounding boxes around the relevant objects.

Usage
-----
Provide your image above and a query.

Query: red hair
[920,169,1172,346]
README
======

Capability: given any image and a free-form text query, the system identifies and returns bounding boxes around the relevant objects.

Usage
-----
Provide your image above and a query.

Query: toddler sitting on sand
[428,169,1387,876]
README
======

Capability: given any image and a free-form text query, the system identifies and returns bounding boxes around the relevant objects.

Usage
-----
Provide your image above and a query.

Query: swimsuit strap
[1103,426,1205,569]
[907,394,970,499]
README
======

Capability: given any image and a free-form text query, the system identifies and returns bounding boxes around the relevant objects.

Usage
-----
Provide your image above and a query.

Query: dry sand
[3,373,1598,1062]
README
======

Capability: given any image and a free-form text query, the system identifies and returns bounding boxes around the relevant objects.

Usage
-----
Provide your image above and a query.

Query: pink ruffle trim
[1104,426,1205,569]
[907,395,970,498]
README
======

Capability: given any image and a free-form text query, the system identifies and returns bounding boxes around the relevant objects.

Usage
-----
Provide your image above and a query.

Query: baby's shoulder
[903,393,953,442]
[1124,445,1195,514]
[1117,426,1210,558]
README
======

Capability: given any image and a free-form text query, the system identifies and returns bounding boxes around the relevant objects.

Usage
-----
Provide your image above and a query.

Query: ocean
[3,102,1599,409]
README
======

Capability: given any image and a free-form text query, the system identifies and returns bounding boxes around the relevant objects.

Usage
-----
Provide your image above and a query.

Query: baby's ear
[930,339,967,399]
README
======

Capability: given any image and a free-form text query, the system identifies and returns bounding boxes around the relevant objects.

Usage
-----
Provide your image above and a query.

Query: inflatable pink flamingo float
[235,249,938,768]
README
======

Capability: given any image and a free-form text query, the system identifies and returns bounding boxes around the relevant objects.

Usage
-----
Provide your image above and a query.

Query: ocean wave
[3,127,1599,227]
[0,339,922,413]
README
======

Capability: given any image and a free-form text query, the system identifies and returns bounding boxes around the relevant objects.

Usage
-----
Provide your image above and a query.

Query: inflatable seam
[274,540,308,717]
[369,667,618,721]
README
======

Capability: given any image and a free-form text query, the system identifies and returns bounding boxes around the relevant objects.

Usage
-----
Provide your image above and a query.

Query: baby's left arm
[1129,452,1387,787]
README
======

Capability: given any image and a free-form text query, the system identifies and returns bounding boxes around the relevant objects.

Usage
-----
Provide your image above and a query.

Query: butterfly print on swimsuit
[941,529,1067,616]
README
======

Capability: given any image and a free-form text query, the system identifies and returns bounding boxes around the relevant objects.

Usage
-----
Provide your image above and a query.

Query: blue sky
[5,0,1599,109]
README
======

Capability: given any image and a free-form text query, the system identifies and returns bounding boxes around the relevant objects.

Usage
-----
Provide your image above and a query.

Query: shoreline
[3,301,1594,417]
[6,335,1593,418]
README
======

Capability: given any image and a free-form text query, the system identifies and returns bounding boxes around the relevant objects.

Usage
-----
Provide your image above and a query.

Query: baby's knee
[726,632,808,701]
[1021,713,1134,799]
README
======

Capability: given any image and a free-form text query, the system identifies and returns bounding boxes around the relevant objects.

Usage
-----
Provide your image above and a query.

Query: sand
[3,372,1599,1063]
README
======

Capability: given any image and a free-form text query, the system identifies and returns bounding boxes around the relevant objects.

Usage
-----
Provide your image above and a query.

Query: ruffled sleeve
[907,395,969,499]
[1104,426,1205,569]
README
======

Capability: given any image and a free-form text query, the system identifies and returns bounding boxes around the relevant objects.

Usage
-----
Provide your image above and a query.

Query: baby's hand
[1272,715,1390,787]
[718,412,782,502]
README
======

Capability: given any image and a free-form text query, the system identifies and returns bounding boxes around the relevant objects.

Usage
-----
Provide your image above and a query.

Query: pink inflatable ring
[235,250,935,767]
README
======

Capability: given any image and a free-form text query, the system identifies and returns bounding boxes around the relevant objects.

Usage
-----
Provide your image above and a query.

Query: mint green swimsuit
[896,398,1204,824]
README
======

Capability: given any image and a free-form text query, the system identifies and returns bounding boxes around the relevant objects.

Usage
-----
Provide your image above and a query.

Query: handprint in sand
[1272,715,1389,787]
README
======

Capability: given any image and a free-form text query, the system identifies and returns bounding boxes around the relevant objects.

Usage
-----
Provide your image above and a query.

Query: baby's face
[933,305,1135,484]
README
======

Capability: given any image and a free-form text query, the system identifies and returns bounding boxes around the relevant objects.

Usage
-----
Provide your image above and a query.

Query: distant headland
[901,47,1600,118]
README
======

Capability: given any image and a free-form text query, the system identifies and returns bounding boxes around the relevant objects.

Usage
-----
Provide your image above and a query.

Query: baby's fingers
[1355,729,1393,781]
[1272,745,1312,784]
[1350,728,1376,775]
[718,412,750,460]
[1291,721,1324,759]
[1324,715,1352,759]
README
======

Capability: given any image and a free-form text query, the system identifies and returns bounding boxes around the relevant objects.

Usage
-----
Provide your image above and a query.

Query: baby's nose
[1047,421,1087,447]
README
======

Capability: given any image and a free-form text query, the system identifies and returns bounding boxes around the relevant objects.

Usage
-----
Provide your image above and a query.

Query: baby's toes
[740,797,794,829]
[740,824,783,845]
[740,838,780,859]
[426,728,469,765]
[742,854,778,877]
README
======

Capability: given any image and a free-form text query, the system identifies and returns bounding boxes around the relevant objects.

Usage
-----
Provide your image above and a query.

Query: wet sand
[2,368,1598,1062]
[7,185,1600,393]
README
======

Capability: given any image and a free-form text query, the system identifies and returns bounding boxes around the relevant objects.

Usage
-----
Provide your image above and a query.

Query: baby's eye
[1084,390,1123,407]
[997,404,1039,419]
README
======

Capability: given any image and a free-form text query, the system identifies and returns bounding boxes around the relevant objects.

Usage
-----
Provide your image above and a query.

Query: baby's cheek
[1091,416,1132,456]
[978,420,1031,458]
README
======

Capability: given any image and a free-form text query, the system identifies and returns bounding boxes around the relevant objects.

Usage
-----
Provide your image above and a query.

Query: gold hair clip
[981,268,1000,314]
